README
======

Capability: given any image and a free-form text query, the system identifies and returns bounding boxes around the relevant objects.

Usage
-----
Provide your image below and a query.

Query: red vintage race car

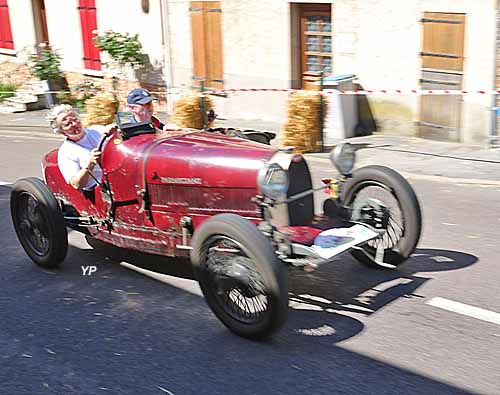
[10,116,422,339]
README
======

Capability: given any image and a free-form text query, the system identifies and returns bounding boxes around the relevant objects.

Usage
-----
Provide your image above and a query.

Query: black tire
[10,178,68,268]
[191,214,288,339]
[342,166,422,269]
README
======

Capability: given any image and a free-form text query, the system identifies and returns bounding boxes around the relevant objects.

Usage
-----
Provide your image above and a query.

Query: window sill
[0,48,16,56]
[82,69,104,78]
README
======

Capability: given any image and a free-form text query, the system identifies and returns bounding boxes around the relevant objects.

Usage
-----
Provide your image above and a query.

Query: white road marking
[426,297,500,326]
[119,262,203,297]
[0,133,61,141]
[157,386,175,395]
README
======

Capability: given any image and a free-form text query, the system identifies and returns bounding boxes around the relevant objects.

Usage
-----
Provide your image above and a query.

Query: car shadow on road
[76,234,478,346]
[286,248,478,340]
[82,234,195,280]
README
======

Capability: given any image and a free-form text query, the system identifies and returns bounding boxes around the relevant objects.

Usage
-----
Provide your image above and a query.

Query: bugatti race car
[10,115,421,339]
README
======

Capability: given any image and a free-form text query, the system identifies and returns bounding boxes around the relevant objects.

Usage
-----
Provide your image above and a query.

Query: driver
[48,104,110,191]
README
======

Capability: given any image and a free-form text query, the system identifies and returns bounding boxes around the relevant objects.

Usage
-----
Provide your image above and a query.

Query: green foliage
[56,79,102,111]
[27,45,63,81]
[0,84,16,102]
[94,31,146,69]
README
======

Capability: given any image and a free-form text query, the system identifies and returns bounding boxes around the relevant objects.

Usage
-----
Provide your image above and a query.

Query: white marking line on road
[0,133,61,141]
[426,297,500,326]
[119,261,203,297]
[0,181,11,186]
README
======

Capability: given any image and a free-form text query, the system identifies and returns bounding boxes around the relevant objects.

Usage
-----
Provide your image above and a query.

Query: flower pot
[42,76,70,108]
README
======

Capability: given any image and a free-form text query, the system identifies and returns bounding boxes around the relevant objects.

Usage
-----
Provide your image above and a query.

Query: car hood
[145,131,278,189]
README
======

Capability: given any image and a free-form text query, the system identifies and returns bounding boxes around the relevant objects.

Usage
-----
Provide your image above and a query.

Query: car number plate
[311,224,379,260]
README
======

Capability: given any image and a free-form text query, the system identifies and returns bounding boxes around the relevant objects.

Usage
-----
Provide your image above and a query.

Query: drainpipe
[160,0,174,114]
[491,0,500,146]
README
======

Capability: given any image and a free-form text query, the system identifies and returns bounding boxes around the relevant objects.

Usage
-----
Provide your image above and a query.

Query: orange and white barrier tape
[203,88,500,96]
[3,88,500,96]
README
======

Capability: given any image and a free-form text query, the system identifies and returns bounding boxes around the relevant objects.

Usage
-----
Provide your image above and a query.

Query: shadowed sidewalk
[1,109,499,183]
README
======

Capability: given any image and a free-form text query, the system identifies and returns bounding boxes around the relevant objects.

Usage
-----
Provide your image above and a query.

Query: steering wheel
[83,128,116,190]
[97,127,115,152]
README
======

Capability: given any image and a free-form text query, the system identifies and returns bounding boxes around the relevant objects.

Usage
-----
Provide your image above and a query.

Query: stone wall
[63,72,167,109]
[0,59,31,87]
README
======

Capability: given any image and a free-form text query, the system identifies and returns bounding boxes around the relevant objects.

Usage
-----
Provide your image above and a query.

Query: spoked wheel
[343,166,422,269]
[205,236,271,324]
[10,178,68,268]
[191,214,288,339]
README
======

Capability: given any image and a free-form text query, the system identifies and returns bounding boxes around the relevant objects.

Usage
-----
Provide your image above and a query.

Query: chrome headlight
[330,142,356,175]
[257,163,289,200]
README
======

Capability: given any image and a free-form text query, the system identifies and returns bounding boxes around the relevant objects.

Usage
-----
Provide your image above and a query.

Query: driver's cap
[127,88,155,105]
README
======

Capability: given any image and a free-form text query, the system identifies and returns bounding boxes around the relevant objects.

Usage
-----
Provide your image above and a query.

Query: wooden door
[419,13,466,141]
[32,0,49,44]
[299,4,332,90]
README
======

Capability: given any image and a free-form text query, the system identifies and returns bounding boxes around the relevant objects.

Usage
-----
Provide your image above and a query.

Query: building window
[299,4,332,90]
[78,0,101,71]
[190,1,223,89]
[0,0,15,50]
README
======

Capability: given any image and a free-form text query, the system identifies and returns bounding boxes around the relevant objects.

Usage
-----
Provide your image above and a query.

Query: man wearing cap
[127,88,175,131]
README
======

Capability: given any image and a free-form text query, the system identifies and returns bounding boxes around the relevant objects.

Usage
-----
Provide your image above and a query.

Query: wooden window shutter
[0,0,15,50]
[421,12,465,72]
[205,2,223,90]
[190,2,207,86]
[190,1,223,89]
[78,0,101,70]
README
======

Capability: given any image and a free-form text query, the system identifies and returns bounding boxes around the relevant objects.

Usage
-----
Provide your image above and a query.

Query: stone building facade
[0,0,499,144]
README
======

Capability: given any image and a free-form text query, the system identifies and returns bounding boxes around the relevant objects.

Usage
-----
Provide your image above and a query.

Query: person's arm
[152,115,180,131]
[68,148,101,190]
[151,115,165,130]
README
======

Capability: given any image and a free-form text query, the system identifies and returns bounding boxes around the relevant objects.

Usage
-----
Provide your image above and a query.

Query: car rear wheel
[10,178,68,268]
[342,166,422,269]
[191,214,288,339]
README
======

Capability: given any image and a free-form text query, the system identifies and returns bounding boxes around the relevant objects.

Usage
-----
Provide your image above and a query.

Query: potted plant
[93,30,146,89]
[27,44,69,106]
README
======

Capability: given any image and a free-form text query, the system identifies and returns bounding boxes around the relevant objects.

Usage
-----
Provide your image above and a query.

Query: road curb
[399,172,500,186]
[304,155,500,186]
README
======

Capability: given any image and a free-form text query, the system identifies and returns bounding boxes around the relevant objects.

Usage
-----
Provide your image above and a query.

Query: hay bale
[281,92,327,153]
[172,95,214,129]
[82,93,119,127]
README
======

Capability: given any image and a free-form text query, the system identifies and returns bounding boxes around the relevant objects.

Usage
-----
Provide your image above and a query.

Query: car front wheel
[191,214,288,340]
[342,166,422,269]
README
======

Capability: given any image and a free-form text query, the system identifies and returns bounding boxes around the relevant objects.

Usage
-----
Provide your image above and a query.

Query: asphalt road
[0,129,499,395]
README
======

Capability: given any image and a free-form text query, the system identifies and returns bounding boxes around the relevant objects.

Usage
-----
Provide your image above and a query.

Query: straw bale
[172,95,214,129]
[83,93,119,127]
[281,92,327,153]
